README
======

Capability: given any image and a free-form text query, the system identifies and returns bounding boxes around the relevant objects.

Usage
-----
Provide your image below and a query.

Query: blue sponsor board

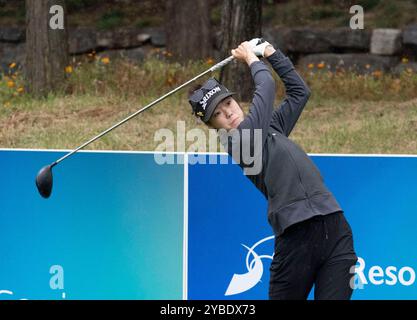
[188,154,417,300]
[187,154,272,300]
[0,150,184,300]
[1,150,417,299]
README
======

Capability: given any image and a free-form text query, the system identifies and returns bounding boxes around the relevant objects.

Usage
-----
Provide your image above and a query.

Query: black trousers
[269,211,358,300]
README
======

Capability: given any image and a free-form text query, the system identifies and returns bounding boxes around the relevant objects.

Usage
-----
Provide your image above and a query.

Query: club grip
[210,56,234,72]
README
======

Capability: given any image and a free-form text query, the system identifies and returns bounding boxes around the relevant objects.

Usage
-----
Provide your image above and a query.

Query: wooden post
[219,0,262,102]
[25,0,69,97]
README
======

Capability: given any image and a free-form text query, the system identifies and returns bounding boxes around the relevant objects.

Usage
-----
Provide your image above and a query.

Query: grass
[292,98,417,153]
[1,55,417,154]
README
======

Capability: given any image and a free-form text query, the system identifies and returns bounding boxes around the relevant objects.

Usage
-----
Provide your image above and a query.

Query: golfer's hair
[188,83,210,123]
[188,83,202,98]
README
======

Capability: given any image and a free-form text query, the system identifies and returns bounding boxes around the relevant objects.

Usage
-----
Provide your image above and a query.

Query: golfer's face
[209,97,244,130]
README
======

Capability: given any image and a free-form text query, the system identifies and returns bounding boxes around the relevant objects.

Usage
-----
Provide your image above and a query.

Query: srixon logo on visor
[199,86,221,110]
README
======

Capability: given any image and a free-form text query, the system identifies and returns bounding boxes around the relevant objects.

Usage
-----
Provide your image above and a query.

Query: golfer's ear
[205,121,215,129]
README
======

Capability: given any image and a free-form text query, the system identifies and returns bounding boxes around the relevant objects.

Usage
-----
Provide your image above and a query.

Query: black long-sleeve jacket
[220,50,342,236]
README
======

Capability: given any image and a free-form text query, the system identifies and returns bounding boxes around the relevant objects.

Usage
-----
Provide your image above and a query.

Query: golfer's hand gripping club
[248,38,271,58]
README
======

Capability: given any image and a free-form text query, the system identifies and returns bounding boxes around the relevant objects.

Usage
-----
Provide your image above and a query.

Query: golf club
[35,55,235,198]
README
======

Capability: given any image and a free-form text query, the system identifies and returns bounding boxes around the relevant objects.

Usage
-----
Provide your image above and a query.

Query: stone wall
[1,25,416,75]
[0,26,166,72]
[264,25,417,74]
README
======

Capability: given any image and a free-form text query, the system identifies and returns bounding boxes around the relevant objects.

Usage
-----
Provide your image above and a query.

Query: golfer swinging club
[189,39,358,300]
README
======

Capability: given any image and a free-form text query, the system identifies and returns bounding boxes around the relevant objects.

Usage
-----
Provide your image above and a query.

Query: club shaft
[53,56,235,166]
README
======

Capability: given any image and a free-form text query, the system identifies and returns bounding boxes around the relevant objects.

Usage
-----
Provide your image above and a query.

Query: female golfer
[189,40,358,300]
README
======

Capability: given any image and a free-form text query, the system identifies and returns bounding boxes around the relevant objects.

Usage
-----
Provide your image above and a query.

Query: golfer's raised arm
[231,42,275,142]
[267,49,311,137]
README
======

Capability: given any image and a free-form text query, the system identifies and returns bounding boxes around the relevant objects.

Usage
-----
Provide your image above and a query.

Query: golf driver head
[36,165,53,198]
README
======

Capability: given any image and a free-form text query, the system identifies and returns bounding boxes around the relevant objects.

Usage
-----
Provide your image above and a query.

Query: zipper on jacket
[283,143,315,213]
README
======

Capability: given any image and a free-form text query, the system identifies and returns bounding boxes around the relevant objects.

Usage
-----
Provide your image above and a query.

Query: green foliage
[373,0,402,28]
[262,5,277,25]
[135,16,163,28]
[210,6,222,26]
[0,0,24,22]
[357,0,381,10]
[98,10,124,30]
[0,67,26,108]
[66,0,100,12]
[0,9,11,17]
[310,7,344,20]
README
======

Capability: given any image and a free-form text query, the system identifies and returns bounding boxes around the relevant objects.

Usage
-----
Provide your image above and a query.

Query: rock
[136,33,151,43]
[262,26,292,53]
[0,42,25,72]
[392,62,417,75]
[142,28,166,47]
[403,25,417,47]
[264,27,371,54]
[371,29,402,55]
[123,47,148,61]
[298,53,399,74]
[0,27,25,43]
[96,31,113,48]
[285,28,331,53]
[95,27,164,50]
[402,25,417,57]
[68,28,98,54]
[327,28,371,52]
[96,28,151,49]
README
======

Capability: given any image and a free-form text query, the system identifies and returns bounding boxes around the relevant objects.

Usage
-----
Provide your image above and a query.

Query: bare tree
[220,0,262,101]
[165,0,212,62]
[25,0,69,97]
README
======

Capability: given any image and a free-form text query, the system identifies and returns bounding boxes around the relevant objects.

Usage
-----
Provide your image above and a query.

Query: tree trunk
[165,0,212,62]
[219,0,262,101]
[25,0,69,97]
